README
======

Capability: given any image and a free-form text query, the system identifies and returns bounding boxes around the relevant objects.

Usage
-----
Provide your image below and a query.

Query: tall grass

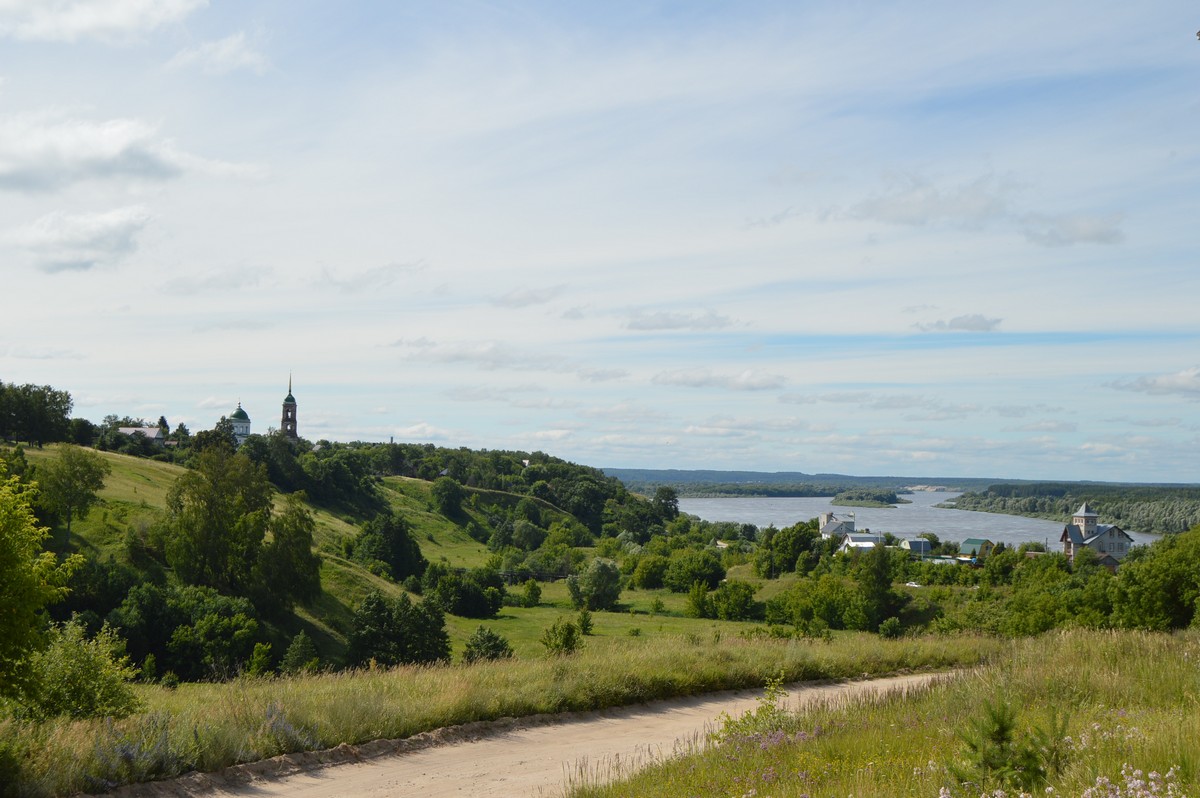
[566,629,1200,798]
[0,632,995,796]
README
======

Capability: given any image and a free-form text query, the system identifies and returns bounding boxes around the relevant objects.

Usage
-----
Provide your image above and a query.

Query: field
[566,628,1200,798]
[0,631,997,796]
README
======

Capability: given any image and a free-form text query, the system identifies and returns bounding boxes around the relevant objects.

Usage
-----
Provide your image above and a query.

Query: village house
[837,532,884,554]
[117,426,166,446]
[1060,502,1133,569]
[958,538,994,562]
[901,538,932,558]
[819,511,856,539]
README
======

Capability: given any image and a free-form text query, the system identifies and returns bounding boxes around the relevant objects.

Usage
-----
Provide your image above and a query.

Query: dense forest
[945,482,1200,534]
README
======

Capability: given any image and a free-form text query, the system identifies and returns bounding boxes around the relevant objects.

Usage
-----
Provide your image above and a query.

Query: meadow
[565,628,1200,798]
[0,631,996,796]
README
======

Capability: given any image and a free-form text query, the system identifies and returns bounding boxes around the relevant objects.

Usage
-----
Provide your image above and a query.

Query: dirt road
[127,673,945,798]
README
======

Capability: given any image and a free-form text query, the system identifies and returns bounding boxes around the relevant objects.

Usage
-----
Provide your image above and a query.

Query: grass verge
[564,628,1200,798]
[0,632,996,796]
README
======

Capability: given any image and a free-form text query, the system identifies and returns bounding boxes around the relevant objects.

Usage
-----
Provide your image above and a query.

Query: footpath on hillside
[101,673,945,798]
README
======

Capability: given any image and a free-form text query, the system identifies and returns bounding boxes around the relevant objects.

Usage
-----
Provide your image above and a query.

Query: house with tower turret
[1060,502,1133,570]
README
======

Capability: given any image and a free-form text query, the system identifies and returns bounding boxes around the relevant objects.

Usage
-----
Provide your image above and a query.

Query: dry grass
[0,631,995,796]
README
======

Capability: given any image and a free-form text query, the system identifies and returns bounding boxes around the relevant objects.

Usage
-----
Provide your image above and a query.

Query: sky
[1,1,1198,483]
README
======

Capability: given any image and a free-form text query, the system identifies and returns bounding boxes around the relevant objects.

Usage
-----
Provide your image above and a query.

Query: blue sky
[1,1,1198,482]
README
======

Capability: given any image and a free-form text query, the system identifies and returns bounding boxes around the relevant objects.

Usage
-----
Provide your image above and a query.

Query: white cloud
[625,309,733,331]
[492,284,567,308]
[11,205,151,272]
[391,338,568,372]
[916,314,1003,333]
[1109,366,1200,400]
[0,0,206,43]
[1020,212,1124,247]
[165,31,270,75]
[0,112,263,192]
[320,262,419,294]
[849,174,1013,229]
[652,368,785,391]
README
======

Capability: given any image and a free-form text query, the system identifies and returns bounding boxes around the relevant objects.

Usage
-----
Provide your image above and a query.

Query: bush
[566,558,622,611]
[540,617,582,656]
[878,616,903,639]
[664,549,725,593]
[462,626,514,663]
[19,620,141,720]
[577,609,594,635]
[280,630,320,674]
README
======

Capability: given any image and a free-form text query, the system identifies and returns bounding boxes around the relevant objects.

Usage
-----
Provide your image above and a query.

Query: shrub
[878,616,903,639]
[540,617,581,656]
[280,630,320,674]
[577,609,594,635]
[462,626,514,663]
[664,549,725,593]
[566,558,622,611]
[521,579,542,608]
[19,619,141,721]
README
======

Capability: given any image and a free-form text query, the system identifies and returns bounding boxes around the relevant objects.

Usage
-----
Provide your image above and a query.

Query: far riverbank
[679,492,1160,549]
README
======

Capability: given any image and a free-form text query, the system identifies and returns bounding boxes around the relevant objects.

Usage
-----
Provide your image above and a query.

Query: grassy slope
[19,446,793,663]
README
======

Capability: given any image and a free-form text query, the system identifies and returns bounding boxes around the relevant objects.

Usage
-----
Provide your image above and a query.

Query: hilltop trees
[164,446,273,595]
[36,444,110,540]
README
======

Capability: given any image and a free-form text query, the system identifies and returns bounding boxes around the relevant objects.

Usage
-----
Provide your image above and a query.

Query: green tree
[36,444,111,541]
[347,591,450,667]
[462,626,514,663]
[0,469,81,699]
[711,580,760,621]
[430,476,464,517]
[566,557,622,611]
[257,494,322,611]
[280,630,320,674]
[652,486,680,521]
[351,510,427,582]
[164,447,272,595]
[664,549,725,592]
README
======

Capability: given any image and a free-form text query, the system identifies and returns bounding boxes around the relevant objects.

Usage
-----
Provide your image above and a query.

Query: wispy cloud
[391,337,568,372]
[846,173,1124,248]
[915,314,1002,332]
[1108,366,1200,400]
[11,205,151,272]
[625,309,733,331]
[492,284,567,308]
[653,368,785,391]
[849,174,1013,229]
[1019,212,1124,247]
[0,0,206,43]
[320,262,419,293]
[166,31,270,75]
[162,266,272,294]
[0,112,263,192]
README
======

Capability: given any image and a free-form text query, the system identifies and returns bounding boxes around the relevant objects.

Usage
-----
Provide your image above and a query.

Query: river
[678,492,1160,549]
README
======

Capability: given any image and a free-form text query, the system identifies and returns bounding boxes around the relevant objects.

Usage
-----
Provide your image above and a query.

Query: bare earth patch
[95,673,946,798]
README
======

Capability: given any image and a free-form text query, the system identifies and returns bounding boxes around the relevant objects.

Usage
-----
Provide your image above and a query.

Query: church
[226,379,299,446]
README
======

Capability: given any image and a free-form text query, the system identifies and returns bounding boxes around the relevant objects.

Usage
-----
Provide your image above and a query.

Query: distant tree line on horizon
[947,483,1200,535]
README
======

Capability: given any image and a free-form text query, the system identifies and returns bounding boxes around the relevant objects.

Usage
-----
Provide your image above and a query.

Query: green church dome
[230,404,250,421]
[284,392,296,404]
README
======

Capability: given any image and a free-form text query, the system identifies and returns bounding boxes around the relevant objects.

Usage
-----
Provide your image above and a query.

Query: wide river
[678,492,1160,549]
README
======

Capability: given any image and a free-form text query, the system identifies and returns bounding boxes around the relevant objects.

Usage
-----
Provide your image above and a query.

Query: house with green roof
[958,538,994,562]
